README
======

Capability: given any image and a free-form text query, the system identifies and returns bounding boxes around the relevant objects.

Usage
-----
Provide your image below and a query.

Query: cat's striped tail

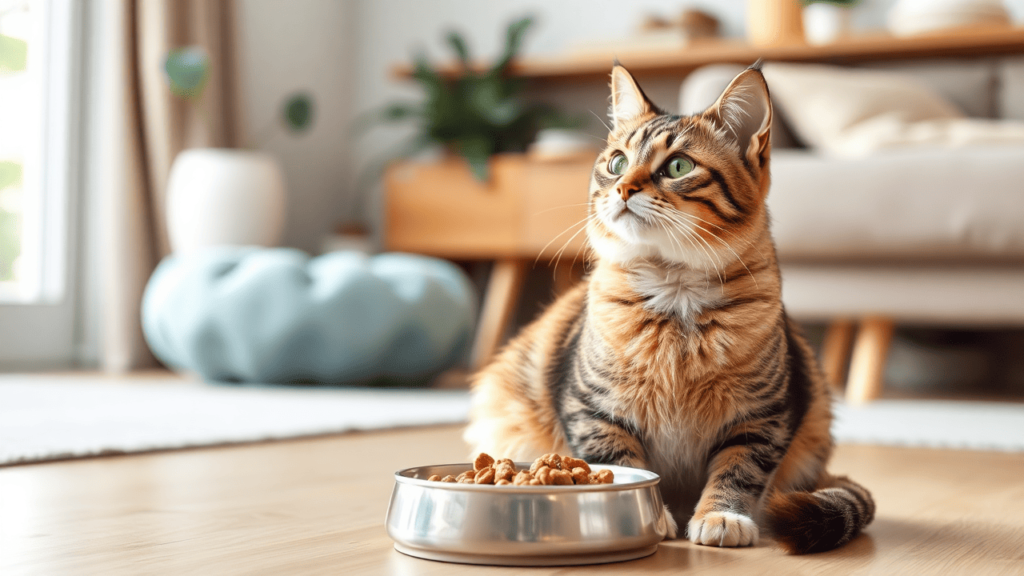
[765,475,875,554]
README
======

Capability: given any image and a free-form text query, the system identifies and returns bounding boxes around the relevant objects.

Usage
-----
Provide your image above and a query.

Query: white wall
[235,0,357,253]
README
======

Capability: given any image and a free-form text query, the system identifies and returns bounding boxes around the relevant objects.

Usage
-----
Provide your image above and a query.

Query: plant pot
[747,0,805,48]
[803,3,853,45]
[166,149,286,255]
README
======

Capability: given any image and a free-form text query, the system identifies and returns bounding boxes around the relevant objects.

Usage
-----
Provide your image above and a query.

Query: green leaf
[491,16,533,74]
[283,93,314,132]
[0,161,22,191]
[163,46,209,100]
[445,31,471,69]
[455,136,492,181]
[411,51,444,92]
[0,34,28,73]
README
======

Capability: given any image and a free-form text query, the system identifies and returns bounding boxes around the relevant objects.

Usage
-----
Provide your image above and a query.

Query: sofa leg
[845,317,895,405]
[470,259,527,370]
[821,319,855,393]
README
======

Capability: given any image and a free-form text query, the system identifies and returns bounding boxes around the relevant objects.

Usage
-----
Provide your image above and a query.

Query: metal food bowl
[385,462,669,566]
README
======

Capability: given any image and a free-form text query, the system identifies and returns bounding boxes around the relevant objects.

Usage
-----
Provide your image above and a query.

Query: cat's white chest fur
[630,264,724,324]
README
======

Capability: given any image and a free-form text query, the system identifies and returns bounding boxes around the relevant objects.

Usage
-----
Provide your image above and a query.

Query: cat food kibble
[427,453,613,486]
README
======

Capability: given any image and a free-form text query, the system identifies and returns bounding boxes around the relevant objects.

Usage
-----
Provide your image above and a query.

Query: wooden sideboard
[385,154,594,368]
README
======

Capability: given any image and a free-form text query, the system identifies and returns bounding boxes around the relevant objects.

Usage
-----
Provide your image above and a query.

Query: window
[0,0,81,366]
[0,0,73,304]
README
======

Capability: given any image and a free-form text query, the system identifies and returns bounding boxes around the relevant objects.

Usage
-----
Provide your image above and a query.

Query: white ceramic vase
[166,149,286,255]
[803,3,853,45]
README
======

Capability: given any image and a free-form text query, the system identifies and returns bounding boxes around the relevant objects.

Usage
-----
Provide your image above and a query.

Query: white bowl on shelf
[888,0,1011,37]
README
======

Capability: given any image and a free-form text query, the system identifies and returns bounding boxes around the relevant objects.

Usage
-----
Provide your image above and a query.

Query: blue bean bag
[142,248,476,385]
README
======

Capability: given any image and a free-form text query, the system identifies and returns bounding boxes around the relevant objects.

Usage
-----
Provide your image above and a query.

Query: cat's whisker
[530,203,592,217]
[535,214,592,267]
[676,213,760,290]
[589,109,613,133]
[670,218,725,287]
[663,211,726,286]
[551,216,594,282]
[655,217,712,291]
[677,210,770,263]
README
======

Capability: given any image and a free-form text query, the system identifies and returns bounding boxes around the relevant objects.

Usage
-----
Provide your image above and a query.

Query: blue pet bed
[142,248,476,384]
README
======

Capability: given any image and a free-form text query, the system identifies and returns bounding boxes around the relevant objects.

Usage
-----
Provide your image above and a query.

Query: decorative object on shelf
[747,0,806,48]
[641,8,721,42]
[802,0,859,45]
[142,248,477,385]
[888,0,1011,37]
[358,17,578,182]
[571,9,720,57]
[162,47,315,254]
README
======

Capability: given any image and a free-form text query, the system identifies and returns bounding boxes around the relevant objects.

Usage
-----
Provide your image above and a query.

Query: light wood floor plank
[2,425,1022,575]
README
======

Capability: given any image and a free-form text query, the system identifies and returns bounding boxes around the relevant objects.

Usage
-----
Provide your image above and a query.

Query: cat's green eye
[609,154,628,176]
[666,157,694,179]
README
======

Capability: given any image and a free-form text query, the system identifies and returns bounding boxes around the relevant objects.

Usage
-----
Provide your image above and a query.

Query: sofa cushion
[864,59,998,119]
[769,147,1024,261]
[763,62,1024,157]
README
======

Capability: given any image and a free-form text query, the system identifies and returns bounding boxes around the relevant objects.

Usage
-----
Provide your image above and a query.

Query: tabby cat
[464,62,874,554]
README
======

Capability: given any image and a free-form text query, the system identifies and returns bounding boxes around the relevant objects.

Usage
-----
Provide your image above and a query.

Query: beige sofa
[680,59,1024,403]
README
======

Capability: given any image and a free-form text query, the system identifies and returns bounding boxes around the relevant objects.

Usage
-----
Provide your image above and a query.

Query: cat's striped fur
[465,63,874,554]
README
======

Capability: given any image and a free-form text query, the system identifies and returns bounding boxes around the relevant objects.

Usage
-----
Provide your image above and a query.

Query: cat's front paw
[662,504,678,540]
[687,511,759,547]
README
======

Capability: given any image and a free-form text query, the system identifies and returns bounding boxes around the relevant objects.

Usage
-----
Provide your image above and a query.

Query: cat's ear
[609,64,655,129]
[707,62,773,162]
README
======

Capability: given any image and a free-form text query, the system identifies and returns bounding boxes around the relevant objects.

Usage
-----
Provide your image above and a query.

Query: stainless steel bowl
[385,462,668,566]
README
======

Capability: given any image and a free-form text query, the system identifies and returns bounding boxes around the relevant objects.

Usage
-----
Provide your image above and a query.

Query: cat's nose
[618,186,642,202]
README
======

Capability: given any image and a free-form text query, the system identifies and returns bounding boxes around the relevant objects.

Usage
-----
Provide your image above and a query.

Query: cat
[464,62,874,554]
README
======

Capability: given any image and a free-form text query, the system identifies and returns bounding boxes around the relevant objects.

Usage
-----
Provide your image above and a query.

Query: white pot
[803,3,853,45]
[166,149,286,255]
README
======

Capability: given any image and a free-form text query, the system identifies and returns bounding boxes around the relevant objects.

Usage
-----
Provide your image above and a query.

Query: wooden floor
[2,425,1023,575]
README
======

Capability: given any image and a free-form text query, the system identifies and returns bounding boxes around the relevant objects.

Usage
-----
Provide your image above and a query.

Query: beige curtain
[102,0,242,372]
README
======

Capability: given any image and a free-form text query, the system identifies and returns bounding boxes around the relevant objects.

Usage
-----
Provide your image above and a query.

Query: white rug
[1,375,1022,466]
[0,376,471,466]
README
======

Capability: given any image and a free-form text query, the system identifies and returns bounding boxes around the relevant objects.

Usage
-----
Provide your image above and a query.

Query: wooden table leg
[821,319,855,394]
[469,259,527,370]
[845,316,895,405]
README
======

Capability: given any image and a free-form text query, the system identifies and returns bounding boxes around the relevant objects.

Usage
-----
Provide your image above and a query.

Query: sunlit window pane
[0,0,43,301]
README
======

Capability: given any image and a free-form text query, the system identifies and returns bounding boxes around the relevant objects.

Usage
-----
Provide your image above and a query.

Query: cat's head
[587,64,773,270]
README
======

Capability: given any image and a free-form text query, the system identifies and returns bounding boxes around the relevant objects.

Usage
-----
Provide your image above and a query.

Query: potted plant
[162,47,314,255]
[358,17,589,256]
[358,16,578,182]
[802,0,861,45]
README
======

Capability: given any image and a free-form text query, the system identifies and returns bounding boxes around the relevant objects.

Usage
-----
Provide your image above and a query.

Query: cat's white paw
[662,504,678,540]
[687,511,759,547]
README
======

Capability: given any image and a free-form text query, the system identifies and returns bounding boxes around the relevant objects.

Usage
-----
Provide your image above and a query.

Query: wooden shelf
[393,26,1024,82]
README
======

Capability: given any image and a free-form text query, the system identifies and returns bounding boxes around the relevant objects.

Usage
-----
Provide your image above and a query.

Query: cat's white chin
[589,221,724,272]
